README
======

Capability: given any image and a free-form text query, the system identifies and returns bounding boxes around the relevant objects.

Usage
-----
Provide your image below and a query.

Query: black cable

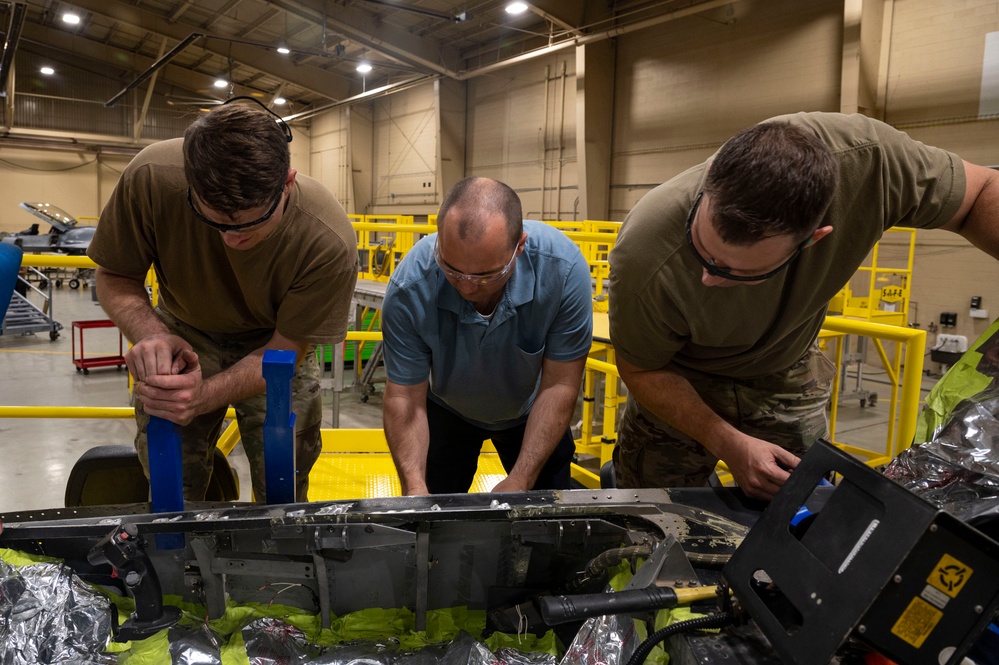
[624,612,733,665]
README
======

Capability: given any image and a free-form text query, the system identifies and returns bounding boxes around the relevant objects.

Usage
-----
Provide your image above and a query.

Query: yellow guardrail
[714,316,926,485]
[10,246,927,494]
[20,255,97,268]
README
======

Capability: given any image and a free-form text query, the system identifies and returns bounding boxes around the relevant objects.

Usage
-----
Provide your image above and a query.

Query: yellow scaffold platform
[308,429,507,501]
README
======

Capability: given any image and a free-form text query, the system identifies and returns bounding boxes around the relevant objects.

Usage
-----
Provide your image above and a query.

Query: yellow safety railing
[821,317,926,465]
[828,227,916,326]
[14,233,924,493]
[20,255,95,269]
[351,216,435,282]
[548,222,620,313]
[573,345,624,489]
[715,316,927,485]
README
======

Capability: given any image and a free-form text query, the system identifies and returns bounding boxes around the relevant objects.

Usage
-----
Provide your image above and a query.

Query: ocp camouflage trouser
[134,309,323,503]
[613,344,836,489]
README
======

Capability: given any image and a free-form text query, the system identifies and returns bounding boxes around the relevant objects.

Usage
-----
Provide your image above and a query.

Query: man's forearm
[383,391,430,494]
[198,350,267,414]
[511,381,578,487]
[620,362,740,460]
[95,268,169,343]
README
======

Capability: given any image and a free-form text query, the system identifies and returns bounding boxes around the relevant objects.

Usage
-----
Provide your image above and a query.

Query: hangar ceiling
[0,0,731,121]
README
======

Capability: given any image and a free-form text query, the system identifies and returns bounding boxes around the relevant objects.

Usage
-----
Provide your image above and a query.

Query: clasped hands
[126,334,204,426]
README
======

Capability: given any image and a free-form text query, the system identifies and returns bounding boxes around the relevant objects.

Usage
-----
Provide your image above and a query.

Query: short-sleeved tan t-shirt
[88,139,358,346]
[609,112,966,379]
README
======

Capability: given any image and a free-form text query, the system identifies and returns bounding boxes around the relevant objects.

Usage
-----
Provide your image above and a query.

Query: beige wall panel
[371,84,439,211]
[289,126,312,178]
[885,0,999,124]
[907,230,999,370]
[466,51,578,221]
[610,0,843,219]
[310,108,352,210]
[901,122,999,167]
[0,150,132,232]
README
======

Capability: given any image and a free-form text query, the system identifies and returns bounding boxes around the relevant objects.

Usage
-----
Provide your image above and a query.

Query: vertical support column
[263,349,297,504]
[147,415,185,550]
[841,0,893,118]
[575,40,615,221]
[435,77,466,203]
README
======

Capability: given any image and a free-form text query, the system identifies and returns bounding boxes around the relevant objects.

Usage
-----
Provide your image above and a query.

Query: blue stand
[0,243,24,323]
[263,349,297,504]
[146,415,186,550]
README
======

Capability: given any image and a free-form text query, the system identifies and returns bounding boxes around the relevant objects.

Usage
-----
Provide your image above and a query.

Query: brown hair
[183,103,290,215]
[704,120,839,245]
[437,177,523,248]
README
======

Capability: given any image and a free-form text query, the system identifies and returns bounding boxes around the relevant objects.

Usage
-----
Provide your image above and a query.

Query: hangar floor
[0,286,936,512]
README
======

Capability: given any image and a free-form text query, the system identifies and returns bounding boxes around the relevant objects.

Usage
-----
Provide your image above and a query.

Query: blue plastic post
[262,349,298,504]
[146,415,186,550]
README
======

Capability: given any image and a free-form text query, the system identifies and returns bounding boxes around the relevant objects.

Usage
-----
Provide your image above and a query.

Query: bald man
[381,177,593,495]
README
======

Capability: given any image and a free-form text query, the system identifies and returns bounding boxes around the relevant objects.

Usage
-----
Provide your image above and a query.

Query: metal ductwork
[0,2,27,97]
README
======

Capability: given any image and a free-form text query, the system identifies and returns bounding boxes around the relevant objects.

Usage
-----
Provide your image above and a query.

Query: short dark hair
[437,177,523,248]
[704,120,839,245]
[183,103,290,215]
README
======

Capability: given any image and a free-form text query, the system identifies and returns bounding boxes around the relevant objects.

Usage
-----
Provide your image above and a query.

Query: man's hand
[125,334,194,381]
[490,476,532,493]
[719,434,800,500]
[134,350,204,425]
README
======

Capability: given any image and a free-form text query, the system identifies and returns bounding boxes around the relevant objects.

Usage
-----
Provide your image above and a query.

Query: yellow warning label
[927,553,973,598]
[891,597,943,648]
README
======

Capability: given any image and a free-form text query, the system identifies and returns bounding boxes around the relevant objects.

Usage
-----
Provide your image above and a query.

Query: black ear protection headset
[221,95,293,143]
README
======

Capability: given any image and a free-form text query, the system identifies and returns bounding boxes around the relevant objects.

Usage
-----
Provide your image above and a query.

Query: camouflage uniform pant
[134,309,323,503]
[613,344,836,489]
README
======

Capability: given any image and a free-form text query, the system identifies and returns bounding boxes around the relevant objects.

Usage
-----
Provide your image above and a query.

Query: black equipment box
[724,440,999,665]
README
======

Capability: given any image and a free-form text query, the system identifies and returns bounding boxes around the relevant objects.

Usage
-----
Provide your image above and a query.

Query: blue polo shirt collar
[438,250,536,327]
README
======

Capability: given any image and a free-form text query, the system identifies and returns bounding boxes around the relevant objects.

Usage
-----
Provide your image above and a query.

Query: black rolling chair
[65,444,239,507]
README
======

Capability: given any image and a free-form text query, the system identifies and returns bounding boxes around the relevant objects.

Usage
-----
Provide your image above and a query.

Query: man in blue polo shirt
[382,177,593,495]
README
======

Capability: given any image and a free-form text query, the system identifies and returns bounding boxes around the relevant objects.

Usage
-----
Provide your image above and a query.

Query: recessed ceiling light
[62,13,81,25]
[213,79,228,89]
[40,66,55,75]
[505,2,529,14]
[276,47,290,55]
[356,63,372,74]
[274,97,287,105]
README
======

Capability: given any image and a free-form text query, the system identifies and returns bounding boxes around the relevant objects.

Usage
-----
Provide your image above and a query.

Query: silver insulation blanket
[0,559,113,664]
[885,383,999,524]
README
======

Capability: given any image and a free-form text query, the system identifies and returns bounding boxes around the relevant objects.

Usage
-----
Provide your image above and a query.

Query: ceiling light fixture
[505,2,529,15]
[356,63,372,74]
[274,97,287,105]
[62,13,81,25]
[40,66,55,75]
[213,79,228,88]
[276,47,290,55]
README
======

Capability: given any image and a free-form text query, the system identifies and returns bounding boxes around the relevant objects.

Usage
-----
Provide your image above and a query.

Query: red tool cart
[72,319,126,374]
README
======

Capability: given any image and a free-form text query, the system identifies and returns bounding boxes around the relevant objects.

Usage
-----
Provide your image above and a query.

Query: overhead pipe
[270,0,459,79]
[455,0,738,81]
[281,74,436,123]
[0,2,27,97]
[105,32,203,107]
